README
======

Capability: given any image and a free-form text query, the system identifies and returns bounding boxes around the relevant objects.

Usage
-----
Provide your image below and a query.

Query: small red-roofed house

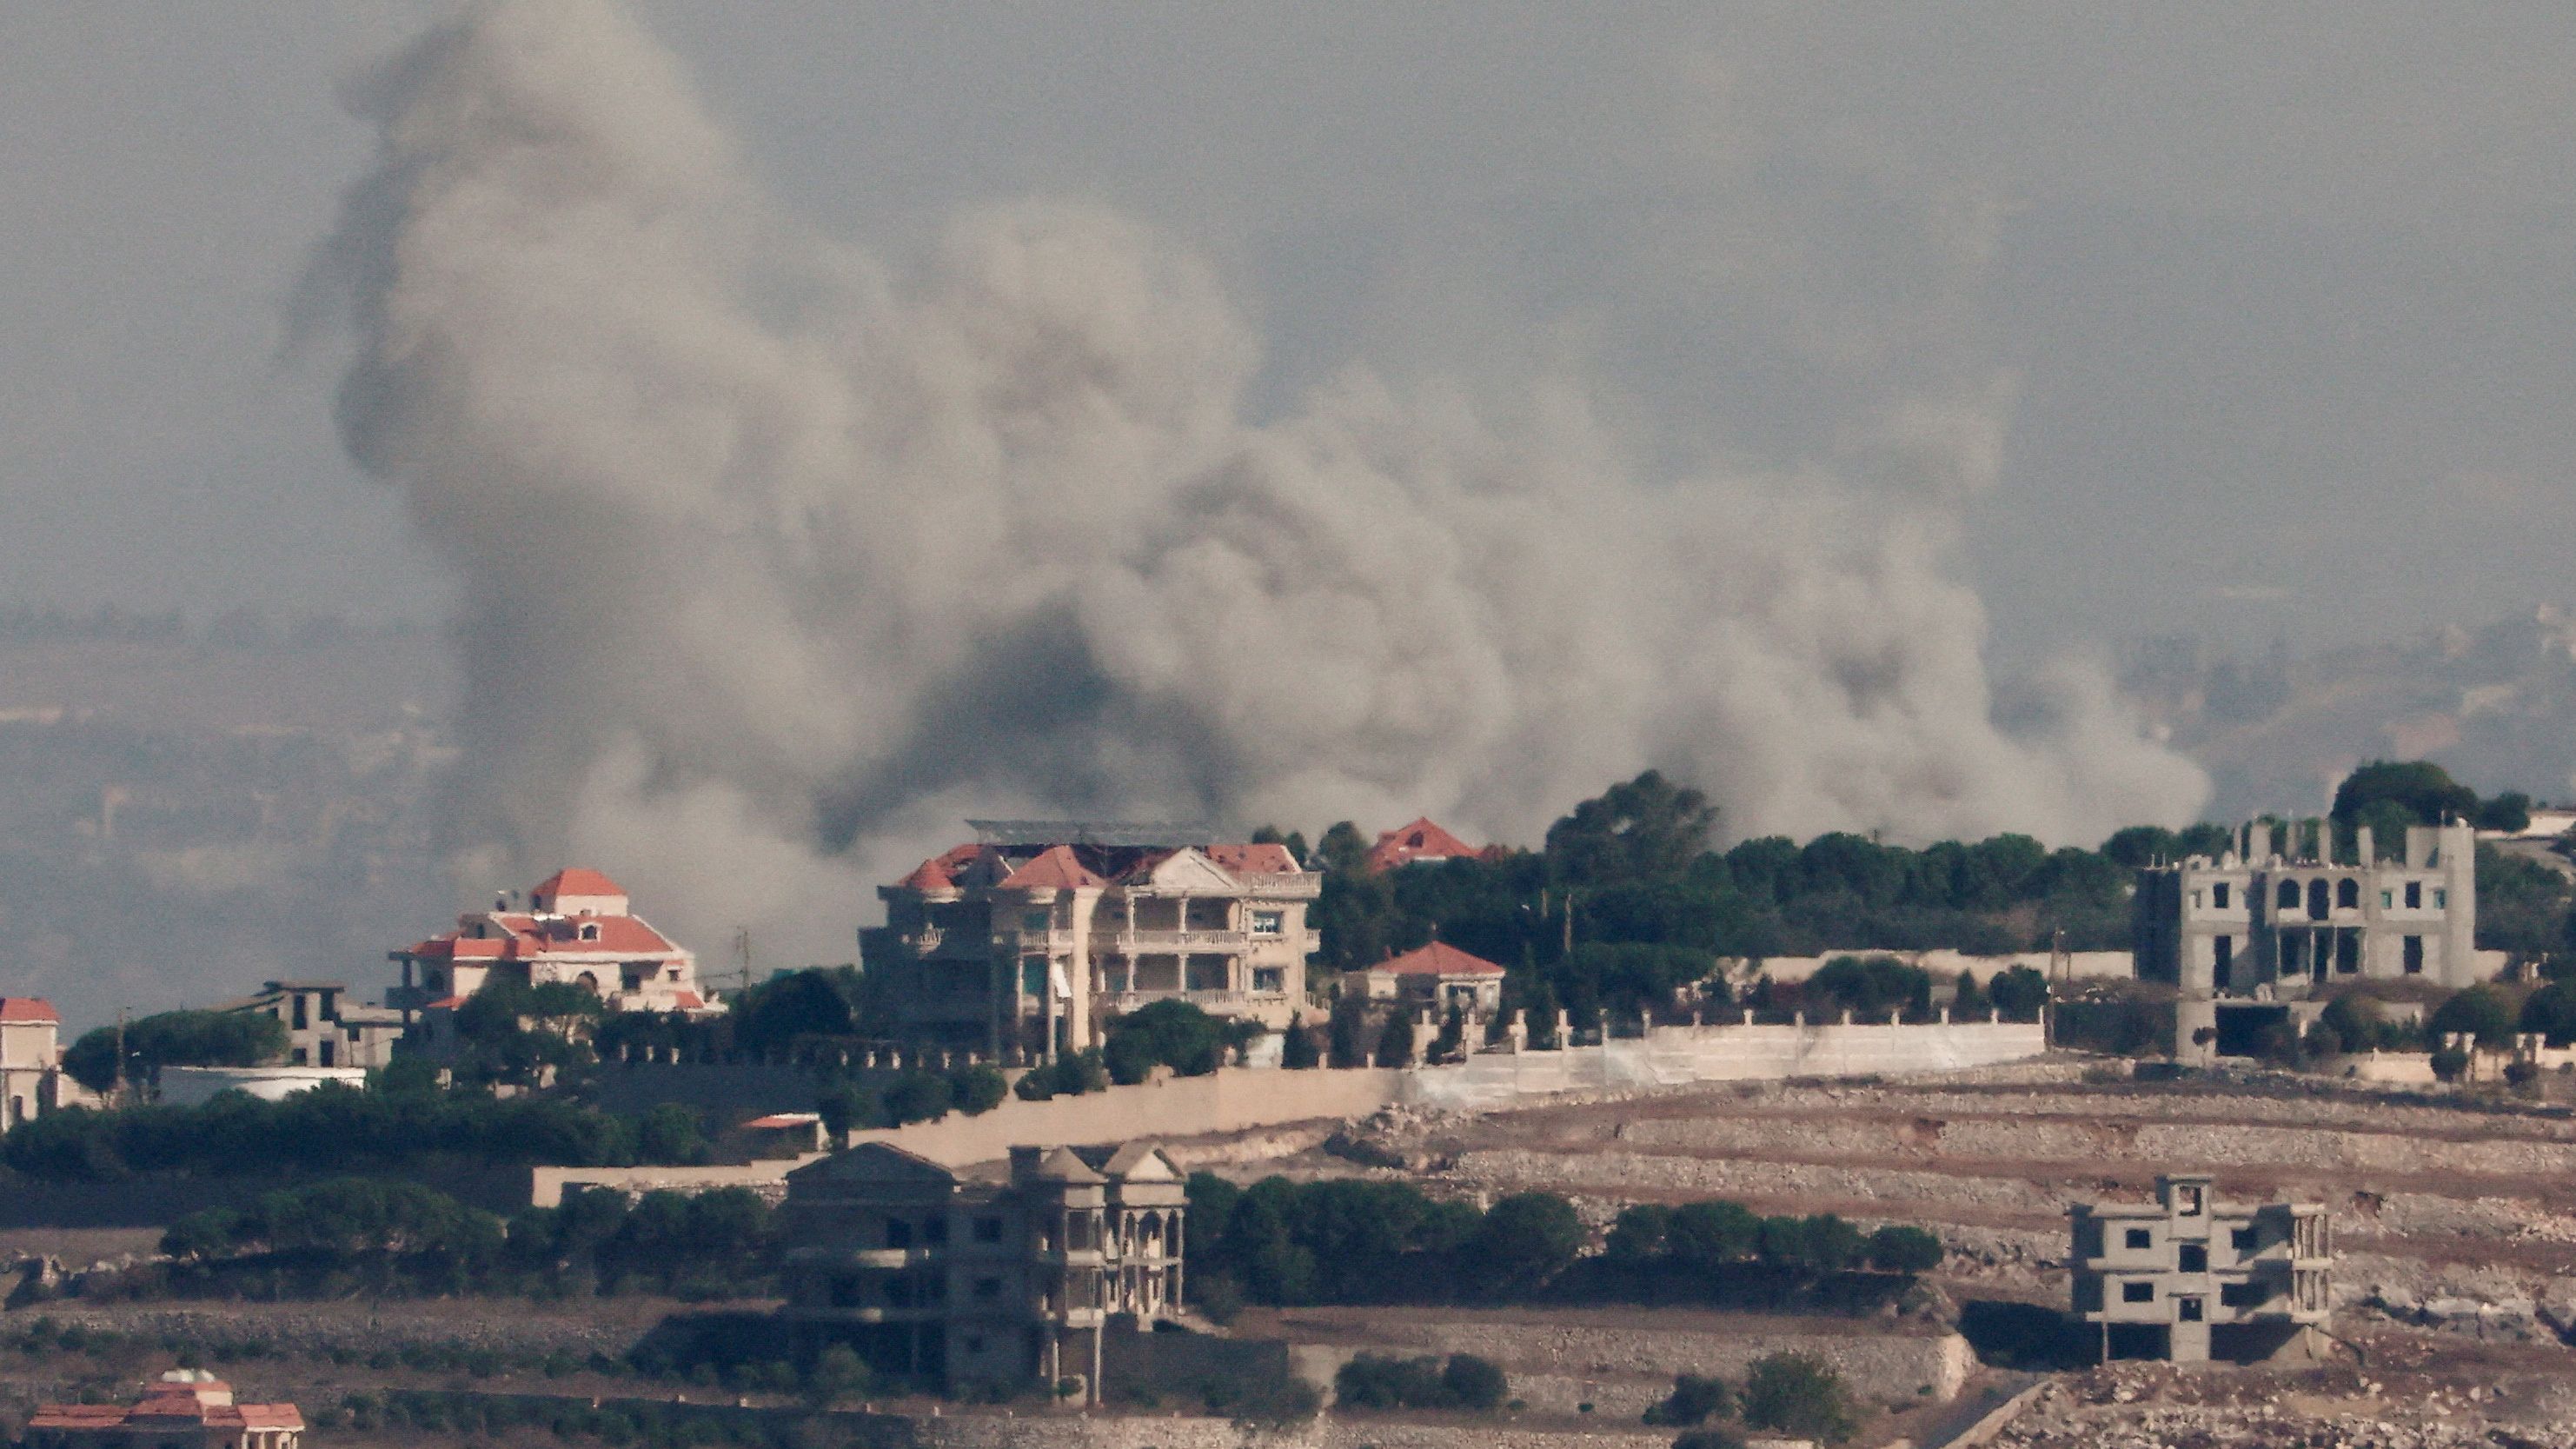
[27,1371,302,1449]
[1364,817,1490,872]
[0,995,93,1131]
[1363,941,1508,1015]
[388,870,719,1019]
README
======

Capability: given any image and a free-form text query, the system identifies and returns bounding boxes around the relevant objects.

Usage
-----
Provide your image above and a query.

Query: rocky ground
[1268,1059,2576,1349]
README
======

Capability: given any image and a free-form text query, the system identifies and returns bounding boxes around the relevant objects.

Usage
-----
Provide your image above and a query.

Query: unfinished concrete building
[863,821,1320,1057]
[775,1140,1187,1400]
[2133,819,2478,996]
[2068,1174,2333,1362]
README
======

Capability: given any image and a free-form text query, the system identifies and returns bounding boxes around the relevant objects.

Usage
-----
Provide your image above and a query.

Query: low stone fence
[1402,1021,2047,1112]
[839,1022,2042,1168]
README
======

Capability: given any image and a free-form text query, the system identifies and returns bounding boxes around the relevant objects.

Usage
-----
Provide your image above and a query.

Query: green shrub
[1738,1353,1858,1444]
[1643,1373,1733,1426]
[1441,1353,1508,1411]
[1866,1225,1942,1273]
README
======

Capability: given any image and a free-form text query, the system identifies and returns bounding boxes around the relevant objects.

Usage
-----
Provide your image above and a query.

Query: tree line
[1180,1173,1942,1317]
[149,1178,778,1301]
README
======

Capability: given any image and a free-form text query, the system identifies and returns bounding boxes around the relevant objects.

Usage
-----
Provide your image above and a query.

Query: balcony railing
[1092,929,1246,951]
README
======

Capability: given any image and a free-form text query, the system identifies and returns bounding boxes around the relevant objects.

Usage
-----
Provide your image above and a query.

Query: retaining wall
[1726,949,2132,983]
[1401,1021,2047,1112]
[842,1021,2043,1167]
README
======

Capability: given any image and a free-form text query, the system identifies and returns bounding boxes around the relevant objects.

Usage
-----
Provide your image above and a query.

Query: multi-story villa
[2068,1174,2333,1362]
[775,1139,1188,1400]
[2133,820,2479,995]
[388,868,720,1017]
[214,980,407,1069]
[864,821,1320,1055]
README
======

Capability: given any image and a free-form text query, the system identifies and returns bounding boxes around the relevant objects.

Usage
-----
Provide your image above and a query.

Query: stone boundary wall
[536,1022,2040,1188]
[1725,949,2132,983]
[842,1069,1406,1168]
[1402,1022,2047,1112]
[530,1153,834,1208]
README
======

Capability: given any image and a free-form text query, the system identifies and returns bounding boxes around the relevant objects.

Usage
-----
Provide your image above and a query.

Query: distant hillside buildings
[865,821,1321,1057]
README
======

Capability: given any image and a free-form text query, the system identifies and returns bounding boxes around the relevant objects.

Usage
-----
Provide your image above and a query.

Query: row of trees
[156,1179,778,1300]
[2,1078,700,1182]
[1182,1173,1942,1314]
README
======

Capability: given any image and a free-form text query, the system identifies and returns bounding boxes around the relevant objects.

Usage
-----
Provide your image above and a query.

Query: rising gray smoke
[304,0,2207,960]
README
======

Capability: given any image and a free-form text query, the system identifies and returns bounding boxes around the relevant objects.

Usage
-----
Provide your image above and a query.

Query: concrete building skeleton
[2068,1174,2333,1363]
[2133,820,2478,997]
[213,980,406,1069]
[775,1140,1187,1400]
[865,821,1320,1056]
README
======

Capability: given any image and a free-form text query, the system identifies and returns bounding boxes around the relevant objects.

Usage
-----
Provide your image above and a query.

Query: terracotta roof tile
[1374,941,1507,978]
[999,844,1107,891]
[1364,816,1483,871]
[534,867,627,900]
[0,997,60,1024]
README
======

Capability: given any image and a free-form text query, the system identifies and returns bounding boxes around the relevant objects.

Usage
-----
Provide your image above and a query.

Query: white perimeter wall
[1732,948,2134,983]
[837,1020,2044,1167]
[1400,1020,2047,1112]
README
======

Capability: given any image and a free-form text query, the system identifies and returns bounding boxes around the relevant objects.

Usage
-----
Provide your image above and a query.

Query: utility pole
[111,1008,127,1105]
[729,927,755,998]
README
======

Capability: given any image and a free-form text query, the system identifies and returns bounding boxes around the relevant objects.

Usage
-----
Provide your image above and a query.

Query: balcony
[1092,929,1247,952]
[1082,986,1260,1009]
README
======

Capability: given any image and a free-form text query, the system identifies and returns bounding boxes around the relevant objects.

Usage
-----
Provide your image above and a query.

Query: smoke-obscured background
[3,2,2572,1025]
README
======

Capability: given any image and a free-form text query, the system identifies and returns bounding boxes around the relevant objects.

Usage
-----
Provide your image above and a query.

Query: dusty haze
[287,0,2205,967]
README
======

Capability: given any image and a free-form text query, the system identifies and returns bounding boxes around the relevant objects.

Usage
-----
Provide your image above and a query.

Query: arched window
[576,971,601,994]
[2275,881,2300,910]
[2337,879,2360,910]
[2307,880,2330,919]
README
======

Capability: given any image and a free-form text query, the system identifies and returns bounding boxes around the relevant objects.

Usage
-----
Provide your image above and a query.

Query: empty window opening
[2221,1281,2269,1308]
[2179,1244,2208,1272]
[2125,1228,2153,1250]
[2338,879,2359,909]
[2307,879,2330,918]
[2212,882,2231,910]
[2121,1281,2155,1303]
[2336,932,2360,974]
[2275,881,2300,910]
[2405,881,2422,909]
[2403,935,2425,974]
[2177,1296,2205,1322]
[2231,1226,2258,1253]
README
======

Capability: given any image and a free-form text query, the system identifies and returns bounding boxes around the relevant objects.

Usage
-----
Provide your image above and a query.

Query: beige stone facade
[866,825,1320,1055]
[776,1140,1187,1400]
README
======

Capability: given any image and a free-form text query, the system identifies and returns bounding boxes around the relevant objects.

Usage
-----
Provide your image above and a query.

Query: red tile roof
[395,912,682,967]
[1374,941,1507,978]
[1204,842,1301,875]
[0,997,60,1024]
[742,1112,821,1129]
[1365,816,1484,871]
[534,867,627,901]
[999,844,1107,891]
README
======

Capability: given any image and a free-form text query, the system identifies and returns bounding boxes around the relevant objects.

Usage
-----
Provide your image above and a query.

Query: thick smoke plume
[307,0,2206,960]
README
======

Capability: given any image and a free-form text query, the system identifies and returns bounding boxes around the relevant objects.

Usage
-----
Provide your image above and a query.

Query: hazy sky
[3,2,2571,660]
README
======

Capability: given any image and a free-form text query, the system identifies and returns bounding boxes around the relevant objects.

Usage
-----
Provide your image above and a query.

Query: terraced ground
[1330,1060,2576,1330]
